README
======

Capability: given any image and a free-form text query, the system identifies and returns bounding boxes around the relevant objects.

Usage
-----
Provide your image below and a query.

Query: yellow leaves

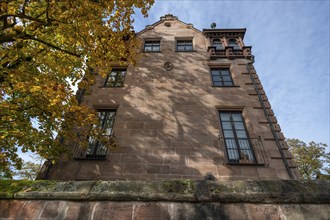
[1,0,155,176]
[30,86,41,93]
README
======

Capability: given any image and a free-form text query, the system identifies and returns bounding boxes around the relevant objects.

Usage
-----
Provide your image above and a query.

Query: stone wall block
[133,203,170,220]
[266,109,274,116]
[163,155,186,164]
[273,124,281,132]
[261,95,268,101]
[124,164,147,174]
[269,116,277,123]
[93,202,133,220]
[248,89,257,95]
[121,155,142,164]
[0,200,24,218]
[171,164,195,175]
[264,101,271,109]
[147,165,170,174]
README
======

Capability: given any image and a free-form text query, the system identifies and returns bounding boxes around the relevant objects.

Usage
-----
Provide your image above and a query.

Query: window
[104,69,126,87]
[144,41,160,52]
[86,110,116,159]
[212,39,224,50]
[219,111,256,164]
[228,39,240,50]
[176,40,193,51]
[211,69,234,86]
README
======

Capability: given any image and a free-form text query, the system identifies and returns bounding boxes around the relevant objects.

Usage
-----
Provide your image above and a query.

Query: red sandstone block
[248,204,280,220]
[93,202,133,220]
[133,203,170,220]
[170,164,195,175]
[126,121,144,129]
[188,156,215,165]
[144,122,164,129]
[154,147,176,155]
[258,167,278,179]
[217,165,242,176]
[124,163,146,174]
[141,155,164,164]
[220,204,250,220]
[163,155,186,164]
[268,159,286,170]
[112,128,127,137]
[140,174,157,181]
[181,175,203,180]
[147,165,170,174]
[19,201,46,219]
[107,153,122,162]
[64,202,98,220]
[0,200,24,218]
[156,174,183,180]
[176,147,202,156]
[130,129,146,136]
[242,166,259,177]
[276,168,290,179]
[40,201,66,219]
[121,155,142,163]
[192,165,217,176]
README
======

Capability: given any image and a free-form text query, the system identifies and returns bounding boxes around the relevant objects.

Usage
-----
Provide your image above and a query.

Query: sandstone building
[44,14,299,181]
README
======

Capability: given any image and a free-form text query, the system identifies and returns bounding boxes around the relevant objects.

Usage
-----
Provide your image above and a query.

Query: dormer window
[228,39,240,50]
[212,39,224,50]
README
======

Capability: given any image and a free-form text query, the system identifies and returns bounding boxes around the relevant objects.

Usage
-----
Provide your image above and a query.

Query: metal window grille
[72,110,116,160]
[219,111,257,164]
[104,70,126,87]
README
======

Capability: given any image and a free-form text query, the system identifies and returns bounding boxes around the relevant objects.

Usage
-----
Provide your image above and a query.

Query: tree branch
[0,33,81,58]
[28,35,81,58]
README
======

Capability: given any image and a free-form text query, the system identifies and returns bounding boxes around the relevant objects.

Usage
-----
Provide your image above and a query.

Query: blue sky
[133,0,330,148]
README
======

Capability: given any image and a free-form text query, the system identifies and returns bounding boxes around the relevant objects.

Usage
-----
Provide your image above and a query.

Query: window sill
[212,85,240,88]
[99,86,125,88]
[175,50,196,52]
[226,162,265,166]
[74,157,107,161]
[143,51,161,53]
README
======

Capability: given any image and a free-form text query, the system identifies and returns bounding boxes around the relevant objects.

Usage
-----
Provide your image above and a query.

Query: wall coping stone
[1,180,329,204]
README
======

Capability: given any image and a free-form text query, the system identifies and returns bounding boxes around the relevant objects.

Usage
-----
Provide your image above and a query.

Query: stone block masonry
[1,180,330,219]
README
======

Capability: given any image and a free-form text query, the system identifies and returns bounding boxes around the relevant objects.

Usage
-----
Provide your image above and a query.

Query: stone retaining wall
[1,180,329,219]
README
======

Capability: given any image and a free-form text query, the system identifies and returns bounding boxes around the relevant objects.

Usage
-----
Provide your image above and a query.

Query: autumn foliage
[0,0,154,178]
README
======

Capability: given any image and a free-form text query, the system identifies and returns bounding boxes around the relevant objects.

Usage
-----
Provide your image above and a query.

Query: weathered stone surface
[0,200,329,220]
[1,180,329,204]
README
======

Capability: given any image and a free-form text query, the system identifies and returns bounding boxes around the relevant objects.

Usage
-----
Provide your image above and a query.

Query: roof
[203,28,247,39]
[137,14,201,35]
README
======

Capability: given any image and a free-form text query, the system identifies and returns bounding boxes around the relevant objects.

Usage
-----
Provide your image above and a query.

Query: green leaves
[1,0,154,178]
[287,138,329,180]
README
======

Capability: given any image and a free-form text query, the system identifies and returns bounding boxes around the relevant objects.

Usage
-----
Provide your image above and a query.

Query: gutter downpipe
[246,56,294,179]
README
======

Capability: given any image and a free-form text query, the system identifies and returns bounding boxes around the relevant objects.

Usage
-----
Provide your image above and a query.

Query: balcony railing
[208,46,252,60]
[71,135,115,160]
[218,136,268,165]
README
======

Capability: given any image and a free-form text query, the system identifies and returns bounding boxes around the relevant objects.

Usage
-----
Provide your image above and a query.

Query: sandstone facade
[44,14,299,181]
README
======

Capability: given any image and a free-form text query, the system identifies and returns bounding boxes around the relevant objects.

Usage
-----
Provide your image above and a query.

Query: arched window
[228,39,240,50]
[212,39,223,50]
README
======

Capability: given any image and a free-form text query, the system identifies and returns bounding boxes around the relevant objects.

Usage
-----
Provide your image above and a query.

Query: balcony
[218,136,268,165]
[71,135,116,160]
[208,46,252,60]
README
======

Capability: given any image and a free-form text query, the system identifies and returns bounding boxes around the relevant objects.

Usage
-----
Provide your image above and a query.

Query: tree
[287,138,330,180]
[0,0,154,178]
[15,155,44,180]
